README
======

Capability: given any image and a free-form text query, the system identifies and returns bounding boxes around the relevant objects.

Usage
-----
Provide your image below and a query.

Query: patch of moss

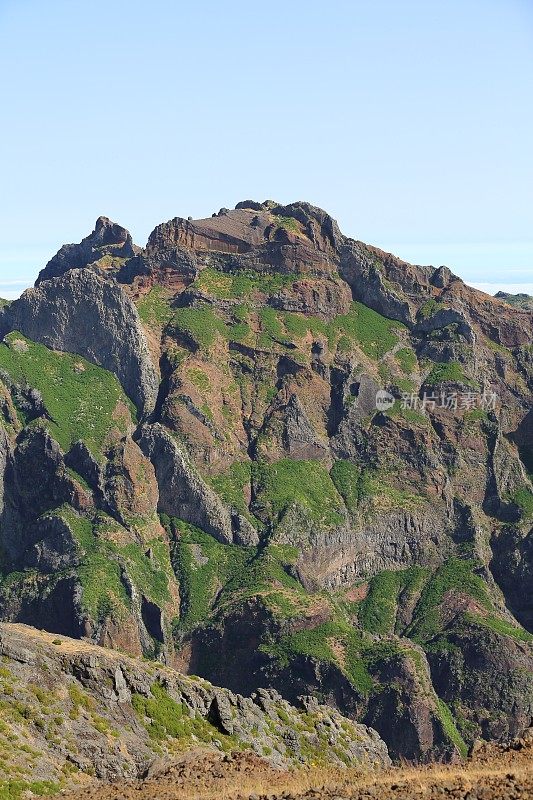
[218,544,306,611]
[58,508,173,622]
[407,558,491,642]
[395,347,417,374]
[58,509,130,622]
[170,306,223,349]
[395,377,417,393]
[272,215,301,235]
[418,299,447,320]
[330,461,425,515]
[0,332,135,460]
[209,461,259,526]
[0,780,59,799]
[186,368,211,393]
[258,307,289,348]
[329,302,403,360]
[385,401,428,426]
[462,409,489,424]
[507,486,533,519]
[253,459,344,527]
[436,698,468,758]
[466,613,532,642]
[136,285,174,328]
[425,361,473,387]
[330,460,372,513]
[166,519,251,632]
[166,518,309,630]
[358,567,429,635]
[120,540,173,607]
[192,268,297,300]
[282,312,310,339]
[263,621,373,694]
[170,304,255,349]
[358,571,403,634]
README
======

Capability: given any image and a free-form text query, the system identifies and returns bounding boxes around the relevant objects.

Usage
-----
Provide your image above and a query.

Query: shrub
[395,347,417,374]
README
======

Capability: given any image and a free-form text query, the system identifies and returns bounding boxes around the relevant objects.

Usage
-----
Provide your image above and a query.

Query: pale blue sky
[1,0,532,299]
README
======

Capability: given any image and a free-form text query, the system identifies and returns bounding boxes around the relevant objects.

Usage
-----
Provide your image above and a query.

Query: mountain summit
[0,201,532,774]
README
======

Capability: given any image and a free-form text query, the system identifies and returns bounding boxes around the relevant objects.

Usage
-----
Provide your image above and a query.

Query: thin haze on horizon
[1,0,532,299]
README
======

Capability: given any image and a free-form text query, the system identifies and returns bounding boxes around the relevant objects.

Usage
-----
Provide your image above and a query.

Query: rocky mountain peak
[0,200,532,771]
[93,215,132,246]
[37,215,137,285]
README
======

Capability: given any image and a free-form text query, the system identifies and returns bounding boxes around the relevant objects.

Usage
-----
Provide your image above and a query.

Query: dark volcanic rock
[4,269,159,415]
[136,423,259,546]
[37,216,137,283]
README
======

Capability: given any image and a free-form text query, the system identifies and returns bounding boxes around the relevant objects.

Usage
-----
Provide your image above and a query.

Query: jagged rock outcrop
[136,423,259,546]
[495,291,533,311]
[0,623,390,792]
[3,269,159,415]
[37,215,138,283]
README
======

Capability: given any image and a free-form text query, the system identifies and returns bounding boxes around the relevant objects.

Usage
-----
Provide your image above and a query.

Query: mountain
[495,291,533,312]
[0,201,532,777]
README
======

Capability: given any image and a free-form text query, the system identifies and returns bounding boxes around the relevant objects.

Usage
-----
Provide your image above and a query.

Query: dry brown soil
[63,736,533,800]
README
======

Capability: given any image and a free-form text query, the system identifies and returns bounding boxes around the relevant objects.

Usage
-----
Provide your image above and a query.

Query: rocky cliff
[0,201,532,770]
[0,623,389,794]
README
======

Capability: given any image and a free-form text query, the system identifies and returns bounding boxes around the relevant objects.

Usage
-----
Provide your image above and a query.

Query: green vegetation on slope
[406,557,491,642]
[132,682,243,750]
[418,299,447,320]
[395,347,417,374]
[170,295,402,362]
[261,621,374,695]
[209,461,261,527]
[329,302,403,360]
[166,519,306,631]
[330,460,372,513]
[0,780,59,800]
[508,486,533,519]
[0,332,135,460]
[425,361,472,386]
[58,508,173,623]
[253,459,345,527]
[272,214,302,235]
[273,303,404,360]
[170,305,251,349]
[167,519,251,632]
[436,698,468,758]
[193,267,298,300]
[136,285,174,328]
[330,460,426,514]
[358,567,429,635]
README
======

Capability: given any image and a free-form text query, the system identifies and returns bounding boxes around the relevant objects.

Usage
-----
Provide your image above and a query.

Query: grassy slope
[0,332,135,460]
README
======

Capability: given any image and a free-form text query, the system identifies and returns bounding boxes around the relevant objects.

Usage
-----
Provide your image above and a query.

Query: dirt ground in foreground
[63,735,533,800]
